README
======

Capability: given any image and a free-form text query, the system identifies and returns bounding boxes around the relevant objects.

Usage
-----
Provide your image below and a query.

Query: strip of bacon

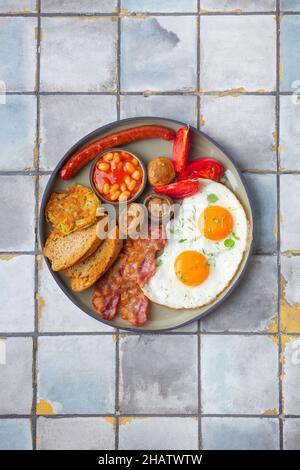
[92,254,126,320]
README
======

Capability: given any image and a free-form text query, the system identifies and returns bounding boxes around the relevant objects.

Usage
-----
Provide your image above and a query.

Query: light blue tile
[244,174,277,253]
[37,336,116,414]
[200,16,276,92]
[121,16,197,92]
[0,419,32,450]
[0,338,33,414]
[120,95,197,127]
[201,255,278,333]
[202,418,279,450]
[0,176,35,251]
[201,95,276,170]
[121,0,197,12]
[40,18,118,92]
[37,417,115,450]
[42,0,117,12]
[283,419,300,450]
[0,255,35,333]
[119,335,198,413]
[38,258,113,333]
[119,417,198,450]
[201,0,275,11]
[0,96,36,170]
[281,0,300,10]
[282,336,300,414]
[280,174,300,251]
[201,335,279,414]
[0,1,36,12]
[280,95,300,170]
[40,95,117,170]
[280,15,300,91]
[0,17,36,92]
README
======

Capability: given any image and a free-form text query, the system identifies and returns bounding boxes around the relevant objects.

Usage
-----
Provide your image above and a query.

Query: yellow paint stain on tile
[0,254,19,261]
[112,334,117,343]
[119,417,133,426]
[37,254,43,271]
[263,408,278,416]
[36,293,45,321]
[36,400,56,415]
[269,334,279,344]
[33,144,38,167]
[104,417,116,427]
[272,130,277,153]
[265,315,278,334]
[217,87,247,97]
[255,89,267,93]
[200,114,205,127]
[281,275,300,333]
[120,9,129,15]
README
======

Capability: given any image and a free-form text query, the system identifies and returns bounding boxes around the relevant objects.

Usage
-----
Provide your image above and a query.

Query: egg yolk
[198,205,233,241]
[174,251,210,287]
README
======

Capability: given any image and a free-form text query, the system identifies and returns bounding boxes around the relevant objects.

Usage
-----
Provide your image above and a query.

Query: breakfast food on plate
[46,184,100,236]
[142,179,249,309]
[60,125,175,180]
[92,227,167,326]
[92,150,144,203]
[177,157,223,182]
[147,157,175,187]
[64,227,123,292]
[153,179,200,199]
[172,126,191,172]
[144,194,173,222]
[44,221,101,271]
[43,121,251,329]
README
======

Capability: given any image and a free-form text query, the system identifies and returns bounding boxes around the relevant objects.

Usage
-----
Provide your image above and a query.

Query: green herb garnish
[232,232,240,240]
[179,238,187,243]
[224,238,235,249]
[207,193,218,204]
[156,259,163,267]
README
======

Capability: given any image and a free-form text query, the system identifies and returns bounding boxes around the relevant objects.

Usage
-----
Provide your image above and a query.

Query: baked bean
[132,170,141,181]
[120,183,127,192]
[110,190,121,201]
[119,191,131,202]
[124,162,135,174]
[127,180,136,191]
[113,154,121,163]
[97,162,110,171]
[110,183,120,193]
[132,158,139,166]
[103,152,113,162]
[124,175,132,186]
[103,183,110,195]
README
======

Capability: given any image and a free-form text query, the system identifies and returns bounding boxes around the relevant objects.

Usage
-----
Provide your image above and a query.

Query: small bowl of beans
[90,148,147,204]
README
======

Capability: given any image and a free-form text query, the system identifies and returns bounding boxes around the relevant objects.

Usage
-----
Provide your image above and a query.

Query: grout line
[31,0,41,451]
[4,90,300,96]
[276,0,284,451]
[0,413,293,419]
[2,331,300,338]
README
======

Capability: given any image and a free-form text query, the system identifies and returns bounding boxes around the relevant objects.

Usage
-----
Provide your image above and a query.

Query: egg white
[142,179,249,309]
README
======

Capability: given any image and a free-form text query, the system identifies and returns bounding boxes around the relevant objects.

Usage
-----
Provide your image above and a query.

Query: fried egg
[142,179,249,309]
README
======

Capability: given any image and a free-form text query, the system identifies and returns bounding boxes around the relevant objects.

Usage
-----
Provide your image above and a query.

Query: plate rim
[39,116,255,333]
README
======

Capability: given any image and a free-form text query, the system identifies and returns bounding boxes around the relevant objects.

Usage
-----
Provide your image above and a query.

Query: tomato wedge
[172,127,191,173]
[153,179,199,200]
[177,158,223,182]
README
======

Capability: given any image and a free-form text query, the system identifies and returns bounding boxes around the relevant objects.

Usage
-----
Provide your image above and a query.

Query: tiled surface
[202,418,279,450]
[0,1,299,451]
[119,417,198,450]
[201,335,279,414]
[119,335,198,414]
[37,417,115,450]
[201,1,276,11]
[37,336,115,414]
[121,16,197,92]
[200,16,276,92]
[200,95,276,171]
[40,18,118,92]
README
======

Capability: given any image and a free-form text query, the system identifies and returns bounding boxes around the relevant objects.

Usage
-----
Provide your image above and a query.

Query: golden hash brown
[46,184,100,236]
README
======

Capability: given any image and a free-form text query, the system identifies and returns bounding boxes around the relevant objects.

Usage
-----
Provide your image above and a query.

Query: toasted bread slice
[64,228,123,292]
[44,222,101,272]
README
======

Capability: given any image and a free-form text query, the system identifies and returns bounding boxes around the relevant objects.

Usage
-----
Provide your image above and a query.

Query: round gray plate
[39,117,254,332]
